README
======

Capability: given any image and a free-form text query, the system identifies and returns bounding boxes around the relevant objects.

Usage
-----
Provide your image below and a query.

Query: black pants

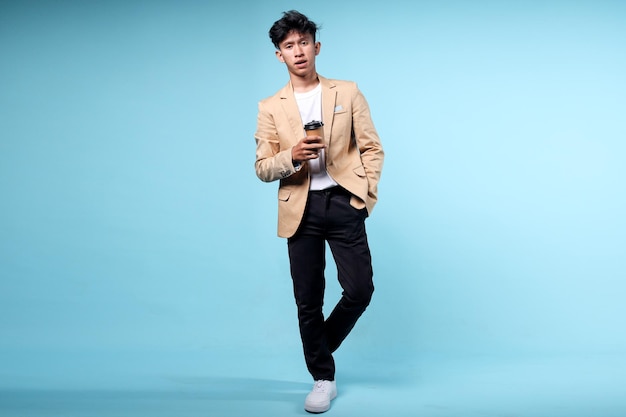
[287,186,374,381]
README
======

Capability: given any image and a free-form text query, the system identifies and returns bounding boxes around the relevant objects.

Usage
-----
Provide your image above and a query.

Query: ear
[275,50,285,63]
[315,42,321,56]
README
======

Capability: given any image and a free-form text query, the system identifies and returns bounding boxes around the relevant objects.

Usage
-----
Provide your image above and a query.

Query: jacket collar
[279,74,338,145]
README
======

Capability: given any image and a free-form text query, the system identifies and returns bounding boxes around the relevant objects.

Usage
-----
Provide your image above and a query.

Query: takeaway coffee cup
[303,120,324,164]
[304,120,324,138]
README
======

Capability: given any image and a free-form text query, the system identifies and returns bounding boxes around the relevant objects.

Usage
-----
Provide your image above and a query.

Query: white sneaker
[304,380,337,413]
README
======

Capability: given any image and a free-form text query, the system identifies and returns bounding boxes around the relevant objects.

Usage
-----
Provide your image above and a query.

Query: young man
[254,10,384,414]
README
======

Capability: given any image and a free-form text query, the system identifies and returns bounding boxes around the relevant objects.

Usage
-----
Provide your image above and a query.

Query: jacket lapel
[319,76,337,146]
[279,81,305,144]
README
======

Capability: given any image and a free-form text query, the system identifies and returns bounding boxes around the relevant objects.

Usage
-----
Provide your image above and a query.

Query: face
[275,31,320,79]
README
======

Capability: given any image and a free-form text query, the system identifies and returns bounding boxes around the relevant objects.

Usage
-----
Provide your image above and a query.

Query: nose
[293,44,303,56]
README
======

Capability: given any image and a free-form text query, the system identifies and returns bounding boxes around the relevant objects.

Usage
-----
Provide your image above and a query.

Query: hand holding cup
[292,121,325,162]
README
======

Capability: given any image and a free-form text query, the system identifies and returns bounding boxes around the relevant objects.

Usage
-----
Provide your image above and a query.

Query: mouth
[295,60,307,67]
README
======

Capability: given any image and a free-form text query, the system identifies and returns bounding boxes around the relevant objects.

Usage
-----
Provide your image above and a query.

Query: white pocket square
[334,105,344,112]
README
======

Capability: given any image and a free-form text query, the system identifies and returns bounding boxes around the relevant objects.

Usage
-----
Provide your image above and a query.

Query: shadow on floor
[0,378,312,417]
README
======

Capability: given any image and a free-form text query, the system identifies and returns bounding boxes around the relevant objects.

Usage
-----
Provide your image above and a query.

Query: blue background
[1,0,625,416]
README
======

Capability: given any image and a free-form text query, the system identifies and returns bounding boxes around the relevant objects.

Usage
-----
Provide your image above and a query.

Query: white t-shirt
[294,83,338,190]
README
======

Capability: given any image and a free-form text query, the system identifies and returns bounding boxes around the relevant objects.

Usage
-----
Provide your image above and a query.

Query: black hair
[269,10,319,49]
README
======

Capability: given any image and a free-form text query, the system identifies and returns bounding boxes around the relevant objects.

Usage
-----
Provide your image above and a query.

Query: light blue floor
[1,348,625,416]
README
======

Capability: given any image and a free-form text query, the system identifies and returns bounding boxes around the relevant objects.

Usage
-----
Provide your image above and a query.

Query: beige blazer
[255,75,384,238]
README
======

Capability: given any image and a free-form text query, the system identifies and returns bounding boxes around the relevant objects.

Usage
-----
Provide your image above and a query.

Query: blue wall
[1,0,625,388]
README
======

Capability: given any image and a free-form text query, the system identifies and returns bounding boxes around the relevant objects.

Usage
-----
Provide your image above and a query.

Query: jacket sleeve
[352,86,384,213]
[254,100,298,182]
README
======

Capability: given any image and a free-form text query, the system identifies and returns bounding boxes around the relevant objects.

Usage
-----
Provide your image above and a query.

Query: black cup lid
[304,120,324,130]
